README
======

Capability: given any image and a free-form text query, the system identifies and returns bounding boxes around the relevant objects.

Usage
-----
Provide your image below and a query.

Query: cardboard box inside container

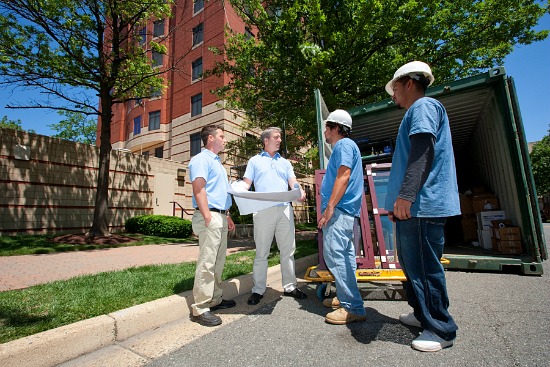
[495,227,521,240]
[490,219,513,237]
[461,218,478,241]
[472,186,487,194]
[477,229,493,250]
[477,211,506,230]
[472,194,500,212]
[497,240,523,254]
[459,193,474,216]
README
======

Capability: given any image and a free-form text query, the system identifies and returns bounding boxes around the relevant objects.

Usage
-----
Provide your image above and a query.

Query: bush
[125,215,193,238]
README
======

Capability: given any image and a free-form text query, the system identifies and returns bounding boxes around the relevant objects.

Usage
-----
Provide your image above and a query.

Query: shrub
[125,215,192,238]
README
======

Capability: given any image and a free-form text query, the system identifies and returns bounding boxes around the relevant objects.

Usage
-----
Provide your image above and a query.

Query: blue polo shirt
[321,138,363,217]
[244,151,295,194]
[384,97,460,217]
[188,149,232,210]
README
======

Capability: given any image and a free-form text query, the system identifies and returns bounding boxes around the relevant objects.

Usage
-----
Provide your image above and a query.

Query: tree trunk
[88,99,113,237]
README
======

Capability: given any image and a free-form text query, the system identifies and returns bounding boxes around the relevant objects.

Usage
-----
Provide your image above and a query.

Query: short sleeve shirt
[384,97,460,217]
[321,138,363,217]
[188,149,232,210]
[244,151,295,194]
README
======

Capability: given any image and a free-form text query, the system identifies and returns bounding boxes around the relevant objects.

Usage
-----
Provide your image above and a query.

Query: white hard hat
[385,61,435,95]
[325,109,352,129]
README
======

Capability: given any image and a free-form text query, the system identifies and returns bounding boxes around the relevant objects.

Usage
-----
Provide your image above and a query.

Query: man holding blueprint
[232,127,306,306]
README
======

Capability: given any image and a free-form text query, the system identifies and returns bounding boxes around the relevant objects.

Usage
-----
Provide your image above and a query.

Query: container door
[506,77,547,260]
[314,89,332,169]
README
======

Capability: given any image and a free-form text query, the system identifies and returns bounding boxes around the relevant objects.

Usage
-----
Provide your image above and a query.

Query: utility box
[315,67,547,275]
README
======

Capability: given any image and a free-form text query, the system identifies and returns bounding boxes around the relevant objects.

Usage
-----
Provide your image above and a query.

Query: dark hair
[396,74,429,93]
[325,120,351,138]
[200,125,223,146]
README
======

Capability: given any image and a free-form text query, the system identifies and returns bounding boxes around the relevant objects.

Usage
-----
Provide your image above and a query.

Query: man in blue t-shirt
[318,109,366,325]
[384,61,460,352]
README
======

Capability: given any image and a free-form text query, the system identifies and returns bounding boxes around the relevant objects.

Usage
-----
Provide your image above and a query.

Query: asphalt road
[145,225,550,367]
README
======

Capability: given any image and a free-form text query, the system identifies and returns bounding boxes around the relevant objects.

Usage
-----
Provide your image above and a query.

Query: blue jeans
[396,217,458,341]
[322,208,365,316]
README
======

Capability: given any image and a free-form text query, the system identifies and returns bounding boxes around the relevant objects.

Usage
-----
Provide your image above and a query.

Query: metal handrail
[170,201,193,218]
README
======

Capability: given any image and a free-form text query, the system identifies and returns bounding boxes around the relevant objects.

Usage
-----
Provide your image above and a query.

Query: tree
[0,115,36,133]
[0,0,173,236]
[530,125,550,197]
[212,0,549,146]
[50,110,97,145]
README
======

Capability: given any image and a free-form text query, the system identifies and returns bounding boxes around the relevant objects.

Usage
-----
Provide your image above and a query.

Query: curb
[0,254,319,367]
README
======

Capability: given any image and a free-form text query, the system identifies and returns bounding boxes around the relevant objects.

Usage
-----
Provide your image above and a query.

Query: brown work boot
[325,307,366,325]
[322,297,340,309]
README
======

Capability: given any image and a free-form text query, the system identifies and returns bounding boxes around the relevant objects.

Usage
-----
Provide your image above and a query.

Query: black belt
[196,207,228,214]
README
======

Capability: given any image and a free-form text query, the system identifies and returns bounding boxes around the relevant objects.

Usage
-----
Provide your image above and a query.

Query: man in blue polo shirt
[188,124,236,327]
[384,61,460,352]
[239,127,307,306]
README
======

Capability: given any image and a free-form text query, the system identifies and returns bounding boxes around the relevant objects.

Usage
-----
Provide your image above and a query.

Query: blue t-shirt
[384,97,460,217]
[321,138,363,217]
[188,149,232,210]
[244,151,295,194]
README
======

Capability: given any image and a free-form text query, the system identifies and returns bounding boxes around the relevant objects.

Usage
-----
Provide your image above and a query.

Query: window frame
[148,110,161,130]
[153,19,165,38]
[190,132,202,156]
[193,0,204,14]
[191,93,202,117]
[192,23,204,46]
[192,57,203,81]
[154,146,164,158]
[133,116,141,135]
[138,27,147,45]
[152,51,163,67]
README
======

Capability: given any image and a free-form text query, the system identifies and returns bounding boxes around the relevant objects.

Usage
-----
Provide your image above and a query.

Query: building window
[192,57,202,81]
[190,132,202,156]
[192,23,203,46]
[133,116,141,135]
[191,93,202,116]
[149,110,160,130]
[154,146,164,158]
[138,27,146,45]
[193,0,204,14]
[153,19,164,37]
[150,87,162,98]
[142,151,149,157]
[245,27,254,40]
[152,51,163,67]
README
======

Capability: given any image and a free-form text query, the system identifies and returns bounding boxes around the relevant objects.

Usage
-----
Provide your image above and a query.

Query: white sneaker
[399,312,421,328]
[412,330,454,352]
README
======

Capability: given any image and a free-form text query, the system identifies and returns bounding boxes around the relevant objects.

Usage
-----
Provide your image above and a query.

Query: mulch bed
[51,234,138,245]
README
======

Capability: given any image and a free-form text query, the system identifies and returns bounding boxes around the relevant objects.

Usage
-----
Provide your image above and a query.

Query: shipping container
[315,67,547,275]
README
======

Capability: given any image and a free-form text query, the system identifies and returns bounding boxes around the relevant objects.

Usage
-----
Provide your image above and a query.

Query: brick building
[97,1,315,222]
[104,0,251,166]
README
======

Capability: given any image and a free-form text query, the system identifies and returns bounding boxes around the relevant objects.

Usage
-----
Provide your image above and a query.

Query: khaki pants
[252,204,297,294]
[191,211,228,316]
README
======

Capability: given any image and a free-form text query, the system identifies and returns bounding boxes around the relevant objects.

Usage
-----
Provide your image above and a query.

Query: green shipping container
[315,67,547,275]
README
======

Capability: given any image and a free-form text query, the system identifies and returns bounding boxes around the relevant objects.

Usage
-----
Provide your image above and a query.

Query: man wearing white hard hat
[318,109,366,325]
[384,61,460,351]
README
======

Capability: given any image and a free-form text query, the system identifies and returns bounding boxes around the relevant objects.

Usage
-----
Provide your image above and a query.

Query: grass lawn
[0,238,318,344]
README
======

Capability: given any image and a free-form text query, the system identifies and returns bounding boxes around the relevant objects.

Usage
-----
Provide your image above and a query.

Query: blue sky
[1,14,549,143]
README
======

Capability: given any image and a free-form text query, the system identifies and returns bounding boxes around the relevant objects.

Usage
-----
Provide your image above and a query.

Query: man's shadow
[294,284,417,347]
